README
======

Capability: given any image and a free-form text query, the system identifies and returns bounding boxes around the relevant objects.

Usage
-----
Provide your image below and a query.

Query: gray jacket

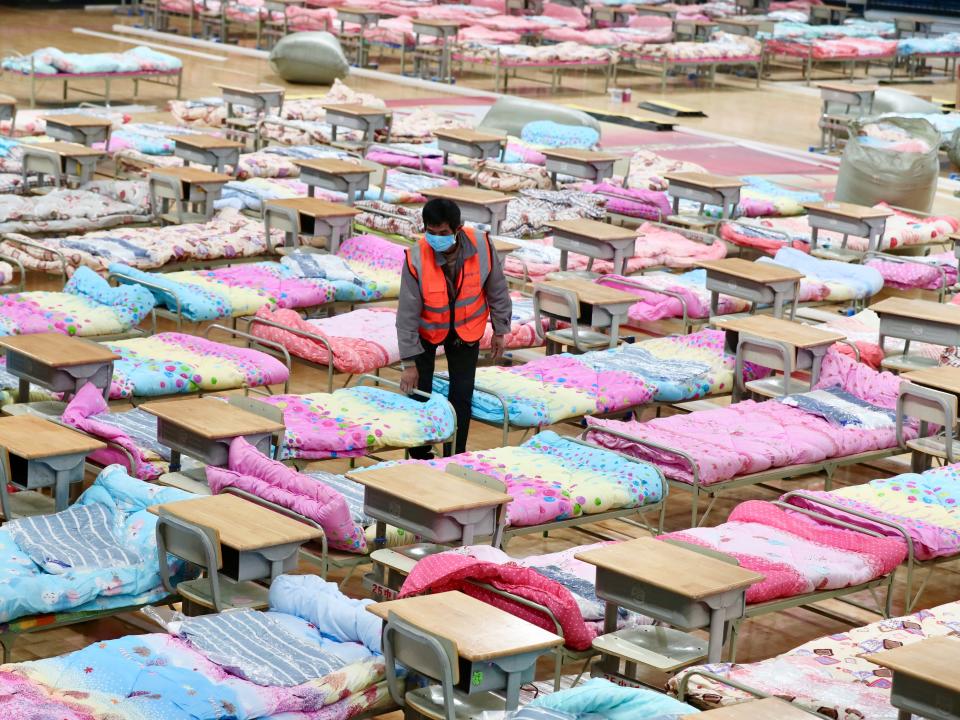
[396,231,513,360]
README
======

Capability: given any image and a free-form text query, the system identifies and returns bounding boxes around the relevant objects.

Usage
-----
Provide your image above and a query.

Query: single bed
[671,599,960,720]
[433,329,767,444]
[247,291,546,391]
[586,350,920,525]
[0,465,193,662]
[0,575,391,720]
[108,260,337,325]
[0,180,153,235]
[0,208,276,276]
[626,33,763,91]
[865,250,958,300]
[762,37,898,84]
[0,266,154,339]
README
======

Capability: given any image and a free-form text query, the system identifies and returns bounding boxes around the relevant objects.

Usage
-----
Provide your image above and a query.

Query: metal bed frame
[674,668,832,716]
[451,48,616,94]
[761,40,897,85]
[624,52,763,93]
[1,53,183,108]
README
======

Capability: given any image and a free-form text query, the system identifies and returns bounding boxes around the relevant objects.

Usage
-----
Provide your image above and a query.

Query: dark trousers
[409,336,479,458]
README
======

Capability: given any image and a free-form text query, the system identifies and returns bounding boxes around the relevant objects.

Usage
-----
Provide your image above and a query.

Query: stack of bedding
[1,45,182,75]
[0,180,152,234]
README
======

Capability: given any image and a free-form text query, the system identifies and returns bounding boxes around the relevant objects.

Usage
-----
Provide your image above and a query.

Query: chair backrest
[533,285,580,325]
[385,611,460,685]
[663,538,741,566]
[227,395,285,426]
[156,510,223,570]
[444,463,507,495]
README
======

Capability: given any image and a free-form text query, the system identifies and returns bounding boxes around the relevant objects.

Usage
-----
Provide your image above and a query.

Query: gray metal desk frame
[818,85,876,151]
[553,225,636,278]
[807,206,889,258]
[886,667,960,720]
[0,100,15,137]
[9,447,90,513]
[21,145,100,188]
[454,198,509,236]
[412,21,460,83]
[43,118,111,148]
[326,106,391,146]
[534,284,634,347]
[149,173,226,223]
[877,308,960,368]
[703,266,800,320]
[337,10,381,66]
[436,134,505,167]
[150,410,279,474]
[544,153,616,186]
[263,204,357,253]
[3,347,113,403]
[174,138,241,175]
[668,177,742,219]
[297,163,372,205]
[727,330,835,402]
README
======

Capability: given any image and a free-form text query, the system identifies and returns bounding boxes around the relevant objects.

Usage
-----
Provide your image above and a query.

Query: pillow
[520,120,599,149]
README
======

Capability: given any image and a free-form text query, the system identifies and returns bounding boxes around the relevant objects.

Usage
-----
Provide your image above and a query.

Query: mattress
[0,180,152,235]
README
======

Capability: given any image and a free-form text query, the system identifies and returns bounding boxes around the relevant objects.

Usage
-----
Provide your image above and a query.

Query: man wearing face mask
[397,197,513,458]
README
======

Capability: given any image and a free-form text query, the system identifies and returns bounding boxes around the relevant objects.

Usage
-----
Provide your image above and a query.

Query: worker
[397,197,513,459]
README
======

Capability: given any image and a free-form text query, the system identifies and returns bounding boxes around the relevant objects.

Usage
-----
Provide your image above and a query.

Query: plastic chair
[155,511,269,614]
[383,611,506,720]
[533,285,613,354]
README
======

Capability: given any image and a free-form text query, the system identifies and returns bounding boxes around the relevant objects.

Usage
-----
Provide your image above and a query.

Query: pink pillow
[206,437,368,553]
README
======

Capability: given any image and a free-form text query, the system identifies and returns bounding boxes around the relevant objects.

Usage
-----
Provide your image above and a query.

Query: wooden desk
[368,591,562,710]
[634,4,678,17]
[542,148,619,185]
[0,333,118,402]
[171,134,244,175]
[150,493,321,582]
[263,196,360,252]
[0,415,105,513]
[810,3,848,24]
[547,218,637,277]
[348,464,512,546]
[665,172,745,220]
[683,698,816,719]
[898,365,960,472]
[803,201,893,259]
[336,8,383,66]
[148,166,232,223]
[714,16,762,36]
[674,18,716,41]
[865,637,960,720]
[215,82,285,116]
[713,315,844,400]
[505,0,543,14]
[422,185,511,235]
[0,95,14,137]
[435,128,506,164]
[538,277,638,346]
[577,538,761,665]
[411,19,462,83]
[42,114,112,147]
[141,397,284,472]
[293,158,374,205]
[21,141,104,188]
[894,15,937,38]
[698,258,803,320]
[818,82,878,109]
[872,298,960,372]
[493,238,518,263]
[591,4,634,26]
[905,366,960,397]
[817,82,878,151]
[322,103,391,145]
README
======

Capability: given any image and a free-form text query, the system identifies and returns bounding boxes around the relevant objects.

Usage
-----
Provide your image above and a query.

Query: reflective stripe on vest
[406,227,491,344]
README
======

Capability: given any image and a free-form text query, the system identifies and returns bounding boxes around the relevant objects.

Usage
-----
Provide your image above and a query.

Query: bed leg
[553,652,563,691]
[0,633,13,664]
[690,487,699,528]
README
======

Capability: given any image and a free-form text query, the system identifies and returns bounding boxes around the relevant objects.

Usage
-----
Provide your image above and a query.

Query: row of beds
[0,92,958,718]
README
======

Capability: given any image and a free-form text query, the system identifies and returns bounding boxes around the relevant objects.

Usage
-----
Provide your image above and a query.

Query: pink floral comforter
[587,351,915,487]
[664,500,906,603]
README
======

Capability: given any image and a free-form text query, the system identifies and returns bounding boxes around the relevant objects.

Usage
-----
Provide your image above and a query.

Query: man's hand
[491,334,506,362]
[400,365,419,395]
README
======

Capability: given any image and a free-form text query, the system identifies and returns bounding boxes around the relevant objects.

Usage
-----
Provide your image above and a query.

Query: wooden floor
[1,7,959,715]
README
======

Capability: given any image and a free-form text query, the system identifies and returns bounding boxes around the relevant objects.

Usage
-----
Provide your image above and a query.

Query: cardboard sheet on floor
[639,100,706,118]
[569,105,675,131]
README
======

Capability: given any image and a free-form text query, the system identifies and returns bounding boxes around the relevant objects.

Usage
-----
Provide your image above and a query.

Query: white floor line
[73,27,227,62]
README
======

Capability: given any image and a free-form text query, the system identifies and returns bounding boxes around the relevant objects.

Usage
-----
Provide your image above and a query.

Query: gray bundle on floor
[269,32,349,84]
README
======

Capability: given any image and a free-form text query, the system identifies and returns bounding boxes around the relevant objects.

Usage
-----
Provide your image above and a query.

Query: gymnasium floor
[1,6,959,712]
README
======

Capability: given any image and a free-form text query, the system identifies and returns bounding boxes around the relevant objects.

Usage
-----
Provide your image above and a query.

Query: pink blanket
[587,351,914,486]
[867,252,958,291]
[399,551,597,650]
[665,500,906,603]
[629,222,727,270]
[579,183,671,222]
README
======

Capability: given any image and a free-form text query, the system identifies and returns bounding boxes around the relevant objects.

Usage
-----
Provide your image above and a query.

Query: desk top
[542,147,620,163]
[337,5,383,16]
[149,493,322,551]
[576,538,763,600]
[367,591,562,661]
[903,366,960,396]
[171,134,244,150]
[322,102,390,117]
[0,415,105,459]
[265,196,361,217]
[713,315,844,349]
[546,218,637,241]
[803,201,893,220]
[141,397,285,439]
[0,333,119,367]
[817,81,879,95]
[682,698,816,720]
[675,18,717,26]
[698,258,803,283]
[42,113,112,128]
[422,185,510,205]
[215,82,285,96]
[434,127,506,144]
[293,158,375,175]
[26,141,103,158]
[665,172,744,189]
[716,17,762,26]
[864,637,960,694]
[346,465,512,513]
[540,277,638,306]
[0,94,14,106]
[493,238,519,253]
[150,166,232,183]
[412,17,464,28]
[870,297,960,326]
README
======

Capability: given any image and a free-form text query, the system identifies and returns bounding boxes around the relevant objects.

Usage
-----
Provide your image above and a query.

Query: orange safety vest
[406,227,491,345]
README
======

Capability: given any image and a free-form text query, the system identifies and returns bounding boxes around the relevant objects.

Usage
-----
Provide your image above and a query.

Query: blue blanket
[526,678,696,719]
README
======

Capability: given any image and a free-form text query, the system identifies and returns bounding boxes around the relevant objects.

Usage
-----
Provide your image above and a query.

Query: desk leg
[504,671,522,712]
[559,248,569,272]
[896,712,911,720]
[169,450,182,473]
[55,469,72,512]
[707,607,725,664]
[609,316,622,347]
[17,378,28,404]
[772,291,783,319]
[613,250,625,277]
[710,290,719,318]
